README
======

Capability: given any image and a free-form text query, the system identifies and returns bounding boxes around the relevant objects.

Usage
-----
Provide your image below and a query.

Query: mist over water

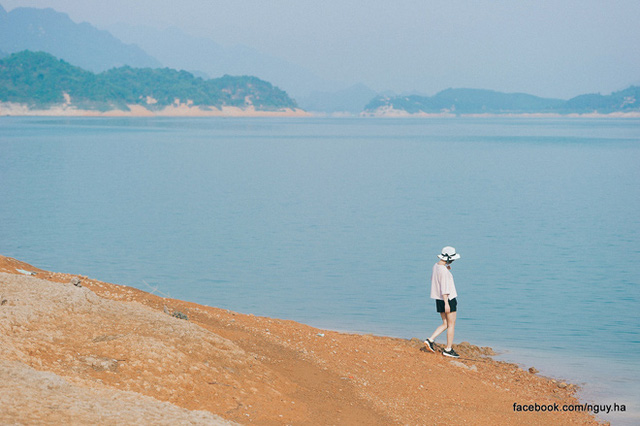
[1,117,639,423]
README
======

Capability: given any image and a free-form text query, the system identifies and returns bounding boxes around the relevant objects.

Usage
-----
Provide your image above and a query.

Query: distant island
[0,51,308,117]
[1,51,638,118]
[363,87,640,117]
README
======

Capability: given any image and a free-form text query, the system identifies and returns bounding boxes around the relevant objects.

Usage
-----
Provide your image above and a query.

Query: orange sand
[0,255,599,425]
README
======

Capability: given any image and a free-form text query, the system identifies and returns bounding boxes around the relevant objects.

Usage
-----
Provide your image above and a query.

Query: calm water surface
[1,117,639,423]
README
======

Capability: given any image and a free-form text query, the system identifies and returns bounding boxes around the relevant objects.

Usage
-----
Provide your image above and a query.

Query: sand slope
[0,256,598,425]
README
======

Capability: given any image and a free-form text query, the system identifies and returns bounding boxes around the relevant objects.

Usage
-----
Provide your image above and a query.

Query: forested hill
[364,87,640,115]
[0,50,298,111]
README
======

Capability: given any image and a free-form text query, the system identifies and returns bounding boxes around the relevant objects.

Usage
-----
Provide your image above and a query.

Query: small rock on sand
[449,360,477,371]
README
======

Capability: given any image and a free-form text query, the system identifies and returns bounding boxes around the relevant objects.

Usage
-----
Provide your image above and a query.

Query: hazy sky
[4,0,639,98]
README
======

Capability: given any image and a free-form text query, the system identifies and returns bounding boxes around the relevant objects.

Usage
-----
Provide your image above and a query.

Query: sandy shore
[0,255,599,425]
[0,102,311,117]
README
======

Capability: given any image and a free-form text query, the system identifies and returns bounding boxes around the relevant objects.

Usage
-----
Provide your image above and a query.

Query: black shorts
[436,297,457,313]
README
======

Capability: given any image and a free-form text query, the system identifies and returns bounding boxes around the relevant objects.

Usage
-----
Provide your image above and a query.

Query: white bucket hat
[438,246,461,261]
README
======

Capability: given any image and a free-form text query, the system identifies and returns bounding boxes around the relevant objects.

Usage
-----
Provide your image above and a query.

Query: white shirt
[430,263,457,300]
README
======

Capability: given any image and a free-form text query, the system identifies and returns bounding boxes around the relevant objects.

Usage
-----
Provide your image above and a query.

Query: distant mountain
[297,84,378,114]
[107,24,346,100]
[1,3,366,108]
[0,4,160,72]
[106,25,222,79]
[364,87,640,115]
[365,88,564,115]
[0,51,298,111]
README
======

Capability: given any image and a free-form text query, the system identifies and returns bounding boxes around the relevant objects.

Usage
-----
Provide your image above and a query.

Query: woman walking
[424,246,460,358]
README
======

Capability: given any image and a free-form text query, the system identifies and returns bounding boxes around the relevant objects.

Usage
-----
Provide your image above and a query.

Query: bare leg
[445,311,456,350]
[428,312,448,342]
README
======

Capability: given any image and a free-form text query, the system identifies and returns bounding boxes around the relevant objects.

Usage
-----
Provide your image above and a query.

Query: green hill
[364,87,639,115]
[562,86,640,113]
[0,50,298,111]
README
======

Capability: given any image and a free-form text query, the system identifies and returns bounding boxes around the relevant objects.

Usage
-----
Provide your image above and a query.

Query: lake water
[1,117,639,423]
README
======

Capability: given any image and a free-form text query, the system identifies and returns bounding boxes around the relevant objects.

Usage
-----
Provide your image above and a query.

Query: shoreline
[293,314,638,425]
[0,254,599,424]
[0,102,311,118]
[1,102,639,119]
[360,108,640,118]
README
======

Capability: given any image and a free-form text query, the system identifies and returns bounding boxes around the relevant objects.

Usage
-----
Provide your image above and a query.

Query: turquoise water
[1,117,639,422]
